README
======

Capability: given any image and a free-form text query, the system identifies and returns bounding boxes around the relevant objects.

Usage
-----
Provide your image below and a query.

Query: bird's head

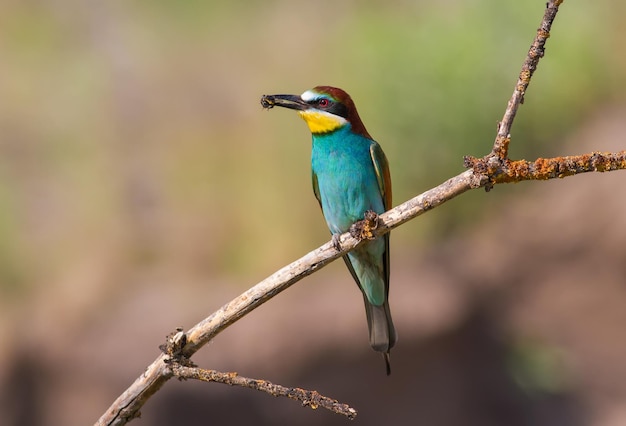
[261,86,371,138]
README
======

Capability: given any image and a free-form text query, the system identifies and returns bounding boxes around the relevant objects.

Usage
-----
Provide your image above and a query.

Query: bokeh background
[1,1,626,425]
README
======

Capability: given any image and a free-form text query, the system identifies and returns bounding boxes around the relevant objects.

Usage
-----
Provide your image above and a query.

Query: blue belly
[311,129,384,235]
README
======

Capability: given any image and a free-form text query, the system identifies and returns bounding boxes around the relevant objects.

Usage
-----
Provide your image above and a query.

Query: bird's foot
[349,210,380,241]
[331,233,343,251]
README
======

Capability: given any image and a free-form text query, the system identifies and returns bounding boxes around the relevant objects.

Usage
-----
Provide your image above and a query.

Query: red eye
[318,98,329,108]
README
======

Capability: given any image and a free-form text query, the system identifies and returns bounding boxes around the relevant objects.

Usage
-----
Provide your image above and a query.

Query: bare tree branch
[96,1,625,424]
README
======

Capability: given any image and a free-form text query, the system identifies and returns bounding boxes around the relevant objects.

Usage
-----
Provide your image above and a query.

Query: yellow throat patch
[298,110,347,134]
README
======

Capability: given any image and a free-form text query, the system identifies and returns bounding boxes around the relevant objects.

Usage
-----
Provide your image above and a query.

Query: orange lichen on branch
[493,135,511,160]
[517,69,532,90]
[491,151,626,183]
[349,210,380,241]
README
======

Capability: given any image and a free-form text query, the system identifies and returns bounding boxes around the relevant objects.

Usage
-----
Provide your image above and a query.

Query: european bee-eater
[261,86,396,374]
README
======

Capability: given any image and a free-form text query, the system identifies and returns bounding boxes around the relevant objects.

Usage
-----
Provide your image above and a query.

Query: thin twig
[492,0,563,160]
[172,365,358,419]
[161,330,357,418]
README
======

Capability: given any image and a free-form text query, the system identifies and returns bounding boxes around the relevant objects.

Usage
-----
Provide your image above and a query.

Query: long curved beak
[260,94,308,111]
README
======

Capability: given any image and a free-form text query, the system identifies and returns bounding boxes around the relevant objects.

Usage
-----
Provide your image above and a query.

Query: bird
[261,86,396,374]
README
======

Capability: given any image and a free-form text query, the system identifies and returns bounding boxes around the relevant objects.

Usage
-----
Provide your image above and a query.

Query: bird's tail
[363,298,397,375]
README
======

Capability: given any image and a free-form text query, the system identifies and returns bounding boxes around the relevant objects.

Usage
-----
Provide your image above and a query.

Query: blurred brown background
[1,1,626,425]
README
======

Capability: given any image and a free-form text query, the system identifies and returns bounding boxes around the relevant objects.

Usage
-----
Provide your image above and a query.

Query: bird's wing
[370,141,392,292]
[311,170,323,210]
[370,142,392,210]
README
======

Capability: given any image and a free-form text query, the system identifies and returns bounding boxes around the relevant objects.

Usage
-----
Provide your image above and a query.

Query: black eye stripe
[306,97,349,119]
[329,102,348,119]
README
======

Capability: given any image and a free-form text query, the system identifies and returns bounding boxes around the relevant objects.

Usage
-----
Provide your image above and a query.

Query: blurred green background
[1,1,626,425]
